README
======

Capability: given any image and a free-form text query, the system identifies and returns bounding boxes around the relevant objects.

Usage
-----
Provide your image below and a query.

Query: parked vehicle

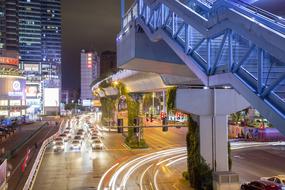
[261,176,285,190]
[241,180,282,190]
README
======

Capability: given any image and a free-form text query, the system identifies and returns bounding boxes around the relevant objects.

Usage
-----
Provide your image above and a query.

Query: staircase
[117,0,285,133]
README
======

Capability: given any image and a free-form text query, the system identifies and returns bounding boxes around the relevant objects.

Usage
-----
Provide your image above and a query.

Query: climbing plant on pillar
[186,116,213,190]
[166,87,177,114]
[99,79,117,126]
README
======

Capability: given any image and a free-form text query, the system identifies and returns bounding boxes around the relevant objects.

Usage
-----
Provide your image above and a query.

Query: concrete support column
[176,88,250,172]
[199,115,228,171]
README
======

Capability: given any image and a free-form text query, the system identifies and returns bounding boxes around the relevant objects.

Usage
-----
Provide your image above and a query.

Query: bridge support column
[176,88,250,171]
[199,115,228,171]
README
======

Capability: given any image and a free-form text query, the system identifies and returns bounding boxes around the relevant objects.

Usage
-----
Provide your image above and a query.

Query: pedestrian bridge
[117,0,285,134]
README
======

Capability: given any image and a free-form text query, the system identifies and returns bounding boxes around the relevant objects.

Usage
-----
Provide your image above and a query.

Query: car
[53,137,63,144]
[74,135,82,142]
[241,180,282,190]
[53,141,64,151]
[89,135,100,143]
[261,176,285,190]
[59,134,68,142]
[77,131,84,138]
[63,131,71,138]
[65,127,72,132]
[91,139,103,150]
[78,129,85,134]
[70,140,81,150]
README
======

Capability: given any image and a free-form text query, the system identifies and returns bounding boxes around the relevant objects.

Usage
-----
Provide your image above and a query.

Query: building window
[0,100,8,106]
[10,100,21,106]
[0,110,8,116]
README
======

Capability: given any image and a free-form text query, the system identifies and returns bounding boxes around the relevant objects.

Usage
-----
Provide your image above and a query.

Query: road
[33,114,285,190]
[33,116,187,190]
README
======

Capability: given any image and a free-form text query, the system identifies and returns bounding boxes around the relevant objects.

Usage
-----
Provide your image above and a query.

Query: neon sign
[0,57,19,66]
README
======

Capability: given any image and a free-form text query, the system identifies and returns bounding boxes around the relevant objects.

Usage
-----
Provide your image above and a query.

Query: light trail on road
[101,141,285,190]
[106,147,187,190]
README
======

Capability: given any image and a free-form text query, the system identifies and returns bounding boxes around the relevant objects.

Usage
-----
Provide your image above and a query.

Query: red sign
[0,57,19,66]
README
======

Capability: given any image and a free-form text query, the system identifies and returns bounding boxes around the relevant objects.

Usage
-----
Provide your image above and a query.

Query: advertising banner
[0,57,19,66]
[0,77,26,98]
[26,86,38,97]
[44,88,59,107]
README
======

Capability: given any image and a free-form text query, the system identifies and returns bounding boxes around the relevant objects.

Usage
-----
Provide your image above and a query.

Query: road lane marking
[97,162,119,190]
[140,164,154,190]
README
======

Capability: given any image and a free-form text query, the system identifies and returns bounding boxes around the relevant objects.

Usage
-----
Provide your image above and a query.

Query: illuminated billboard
[0,77,26,98]
[26,86,38,97]
[44,88,59,107]
[82,99,91,107]
[0,57,19,66]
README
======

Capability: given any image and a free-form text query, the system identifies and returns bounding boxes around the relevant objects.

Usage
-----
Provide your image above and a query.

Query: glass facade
[18,0,62,114]
[41,0,61,88]
[0,0,19,52]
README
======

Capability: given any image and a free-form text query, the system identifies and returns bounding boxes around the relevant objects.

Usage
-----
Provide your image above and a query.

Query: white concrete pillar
[199,115,213,168]
[199,115,229,171]
[176,88,250,172]
[213,115,229,171]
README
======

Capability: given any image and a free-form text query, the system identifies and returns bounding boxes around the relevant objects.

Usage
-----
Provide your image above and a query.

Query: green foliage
[99,79,111,88]
[231,112,242,125]
[124,95,148,148]
[166,87,177,113]
[124,137,148,149]
[228,141,232,171]
[186,116,213,190]
[142,93,160,113]
[100,97,116,125]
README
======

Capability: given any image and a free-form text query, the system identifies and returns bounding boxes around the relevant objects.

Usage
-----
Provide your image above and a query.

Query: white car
[261,175,285,189]
[53,141,64,151]
[91,139,103,150]
[53,137,63,145]
[59,134,68,142]
[71,140,81,150]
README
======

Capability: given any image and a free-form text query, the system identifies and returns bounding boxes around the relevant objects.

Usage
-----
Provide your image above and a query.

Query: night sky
[61,0,133,91]
[61,0,284,92]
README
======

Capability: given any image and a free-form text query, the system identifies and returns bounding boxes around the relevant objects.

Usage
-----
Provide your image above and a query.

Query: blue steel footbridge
[117,0,285,133]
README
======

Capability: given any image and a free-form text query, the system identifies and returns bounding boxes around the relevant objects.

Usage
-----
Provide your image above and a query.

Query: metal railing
[118,0,285,131]
[22,120,65,190]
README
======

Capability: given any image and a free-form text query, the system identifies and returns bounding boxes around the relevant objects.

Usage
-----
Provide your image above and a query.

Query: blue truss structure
[118,0,285,133]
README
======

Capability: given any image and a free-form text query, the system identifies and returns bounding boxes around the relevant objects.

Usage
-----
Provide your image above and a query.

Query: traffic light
[162,118,168,132]
[133,118,140,133]
[117,119,123,133]
[134,127,140,133]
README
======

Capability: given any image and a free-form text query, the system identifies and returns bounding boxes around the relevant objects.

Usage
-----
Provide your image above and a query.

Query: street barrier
[22,120,65,190]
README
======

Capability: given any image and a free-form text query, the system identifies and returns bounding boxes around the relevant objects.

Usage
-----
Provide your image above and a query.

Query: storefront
[0,76,27,118]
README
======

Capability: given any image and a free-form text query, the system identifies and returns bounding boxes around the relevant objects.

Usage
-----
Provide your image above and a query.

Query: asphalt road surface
[33,114,285,190]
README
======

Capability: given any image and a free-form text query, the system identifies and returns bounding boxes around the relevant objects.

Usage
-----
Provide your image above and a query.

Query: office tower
[0,0,27,118]
[80,50,100,103]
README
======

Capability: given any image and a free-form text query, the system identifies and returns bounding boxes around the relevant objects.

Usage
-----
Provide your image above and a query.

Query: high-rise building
[18,0,62,115]
[0,0,19,53]
[0,0,27,118]
[19,0,42,116]
[100,51,117,78]
[41,0,61,88]
[80,50,100,102]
